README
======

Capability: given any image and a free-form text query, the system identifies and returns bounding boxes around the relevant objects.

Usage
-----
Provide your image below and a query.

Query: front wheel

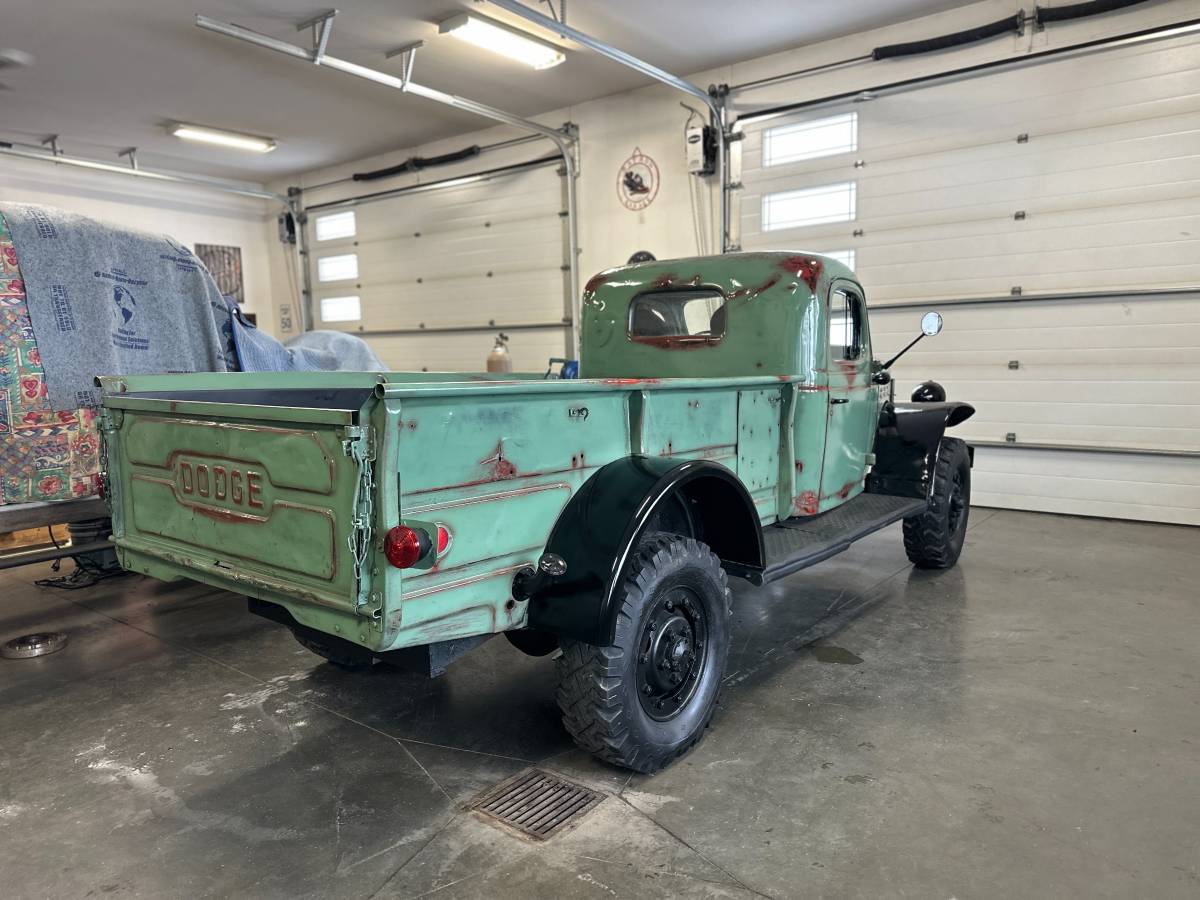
[555,533,731,774]
[903,437,971,569]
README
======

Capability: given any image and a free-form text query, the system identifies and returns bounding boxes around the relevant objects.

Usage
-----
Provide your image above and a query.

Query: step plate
[760,493,927,584]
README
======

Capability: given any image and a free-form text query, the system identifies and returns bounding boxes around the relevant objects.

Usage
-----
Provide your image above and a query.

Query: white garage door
[305,159,571,373]
[736,31,1200,525]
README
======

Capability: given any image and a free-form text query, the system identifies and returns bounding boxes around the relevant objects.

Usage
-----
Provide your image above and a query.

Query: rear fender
[867,401,975,500]
[526,456,764,645]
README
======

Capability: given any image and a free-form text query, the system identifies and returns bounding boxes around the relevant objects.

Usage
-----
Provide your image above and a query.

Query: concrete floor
[0,508,1197,899]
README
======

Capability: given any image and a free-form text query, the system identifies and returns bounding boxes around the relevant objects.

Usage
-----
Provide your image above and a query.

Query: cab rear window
[628,289,726,346]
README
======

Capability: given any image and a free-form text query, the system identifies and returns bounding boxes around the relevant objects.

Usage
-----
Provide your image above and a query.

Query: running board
[730,493,928,586]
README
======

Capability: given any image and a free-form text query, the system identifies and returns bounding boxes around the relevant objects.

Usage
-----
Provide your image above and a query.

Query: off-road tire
[555,533,732,774]
[903,437,971,569]
[292,630,378,671]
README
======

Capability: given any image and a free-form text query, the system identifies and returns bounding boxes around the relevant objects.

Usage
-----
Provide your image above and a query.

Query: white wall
[0,155,280,334]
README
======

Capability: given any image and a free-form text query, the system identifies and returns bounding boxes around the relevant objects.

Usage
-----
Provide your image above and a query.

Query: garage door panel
[315,270,566,331]
[354,229,563,286]
[864,265,1200,302]
[973,469,1200,526]
[887,363,1200,383]
[870,297,1196,332]
[872,323,1200,352]
[959,421,1197,450]
[860,240,1200,288]
[841,209,1199,265]
[910,380,1197,407]
[955,399,1200,430]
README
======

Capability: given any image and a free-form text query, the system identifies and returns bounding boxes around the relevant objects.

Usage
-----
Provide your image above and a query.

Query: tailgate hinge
[343,425,376,615]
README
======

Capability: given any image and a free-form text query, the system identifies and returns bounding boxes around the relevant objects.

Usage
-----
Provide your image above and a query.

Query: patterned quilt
[0,212,101,505]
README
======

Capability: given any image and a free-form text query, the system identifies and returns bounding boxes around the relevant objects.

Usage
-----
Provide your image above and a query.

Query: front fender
[526,456,763,645]
[867,401,975,500]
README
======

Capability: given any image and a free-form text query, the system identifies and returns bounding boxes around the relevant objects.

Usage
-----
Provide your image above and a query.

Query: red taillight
[436,523,451,554]
[384,525,429,569]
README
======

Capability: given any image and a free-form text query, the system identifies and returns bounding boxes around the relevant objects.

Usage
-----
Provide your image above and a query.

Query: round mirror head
[921,311,944,337]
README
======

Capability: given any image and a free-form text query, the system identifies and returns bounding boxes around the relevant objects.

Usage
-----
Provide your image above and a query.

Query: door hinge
[343,425,376,614]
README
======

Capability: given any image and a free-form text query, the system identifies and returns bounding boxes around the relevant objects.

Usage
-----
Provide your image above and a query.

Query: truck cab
[580,253,881,519]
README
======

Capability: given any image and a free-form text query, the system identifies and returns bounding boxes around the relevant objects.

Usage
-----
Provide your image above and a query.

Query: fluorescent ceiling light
[169,123,277,153]
[439,13,565,70]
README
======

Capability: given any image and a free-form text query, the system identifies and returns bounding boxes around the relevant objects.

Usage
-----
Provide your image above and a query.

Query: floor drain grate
[471,768,603,840]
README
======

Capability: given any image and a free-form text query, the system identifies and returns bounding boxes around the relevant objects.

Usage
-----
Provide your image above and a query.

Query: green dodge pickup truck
[98,252,974,773]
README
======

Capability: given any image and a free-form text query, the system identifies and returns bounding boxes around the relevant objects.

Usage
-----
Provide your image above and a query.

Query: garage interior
[1,1,1197,898]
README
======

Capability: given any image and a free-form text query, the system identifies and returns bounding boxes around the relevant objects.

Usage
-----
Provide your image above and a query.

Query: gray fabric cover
[0,203,232,409]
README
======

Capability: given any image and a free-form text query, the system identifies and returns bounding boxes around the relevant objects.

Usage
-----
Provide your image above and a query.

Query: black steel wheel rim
[636,586,709,721]
[948,469,967,535]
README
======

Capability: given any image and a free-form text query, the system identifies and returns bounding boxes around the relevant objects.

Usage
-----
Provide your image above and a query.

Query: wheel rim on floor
[636,586,709,721]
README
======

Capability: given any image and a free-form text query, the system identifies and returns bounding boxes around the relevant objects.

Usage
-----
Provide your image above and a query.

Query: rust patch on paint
[794,460,804,473]
[778,256,822,292]
[837,358,859,387]
[728,273,781,300]
[479,441,517,482]
[601,377,661,386]
[794,491,819,516]
[583,272,608,298]
[628,335,719,350]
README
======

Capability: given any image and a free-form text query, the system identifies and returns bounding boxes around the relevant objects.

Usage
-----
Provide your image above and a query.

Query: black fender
[866,401,975,500]
[525,456,764,645]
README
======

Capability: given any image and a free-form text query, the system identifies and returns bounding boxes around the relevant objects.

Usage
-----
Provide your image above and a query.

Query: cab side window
[829,287,866,361]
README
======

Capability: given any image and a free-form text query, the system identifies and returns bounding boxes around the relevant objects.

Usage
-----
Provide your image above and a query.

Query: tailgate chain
[343,425,376,614]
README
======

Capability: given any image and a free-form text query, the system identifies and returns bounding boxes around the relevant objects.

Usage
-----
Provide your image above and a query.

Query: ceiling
[0,0,975,182]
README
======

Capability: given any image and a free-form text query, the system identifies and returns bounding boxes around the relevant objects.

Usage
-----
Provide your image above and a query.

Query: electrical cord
[681,102,710,256]
[34,525,132,590]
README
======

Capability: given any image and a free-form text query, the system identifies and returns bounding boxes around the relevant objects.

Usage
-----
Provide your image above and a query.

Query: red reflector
[384,525,427,569]
[436,524,450,554]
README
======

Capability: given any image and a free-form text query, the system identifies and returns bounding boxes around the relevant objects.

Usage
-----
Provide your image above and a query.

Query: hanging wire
[681,102,710,256]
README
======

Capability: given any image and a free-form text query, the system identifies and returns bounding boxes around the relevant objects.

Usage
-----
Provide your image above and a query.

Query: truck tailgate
[103,389,374,611]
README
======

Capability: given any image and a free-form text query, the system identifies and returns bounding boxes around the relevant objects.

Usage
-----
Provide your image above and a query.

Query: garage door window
[315,210,356,241]
[320,295,362,323]
[317,253,359,282]
[763,182,857,231]
[763,112,857,167]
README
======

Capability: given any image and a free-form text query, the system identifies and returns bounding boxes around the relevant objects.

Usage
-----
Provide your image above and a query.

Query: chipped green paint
[100,252,883,654]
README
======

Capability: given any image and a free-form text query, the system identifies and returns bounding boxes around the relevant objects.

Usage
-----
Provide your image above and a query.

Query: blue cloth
[228,304,385,372]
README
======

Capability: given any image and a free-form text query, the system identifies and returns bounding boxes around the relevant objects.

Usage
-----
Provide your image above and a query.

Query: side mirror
[880,310,945,372]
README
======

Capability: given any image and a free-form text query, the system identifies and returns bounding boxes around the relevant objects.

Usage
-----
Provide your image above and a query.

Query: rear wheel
[903,437,971,569]
[292,630,378,671]
[555,533,731,774]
